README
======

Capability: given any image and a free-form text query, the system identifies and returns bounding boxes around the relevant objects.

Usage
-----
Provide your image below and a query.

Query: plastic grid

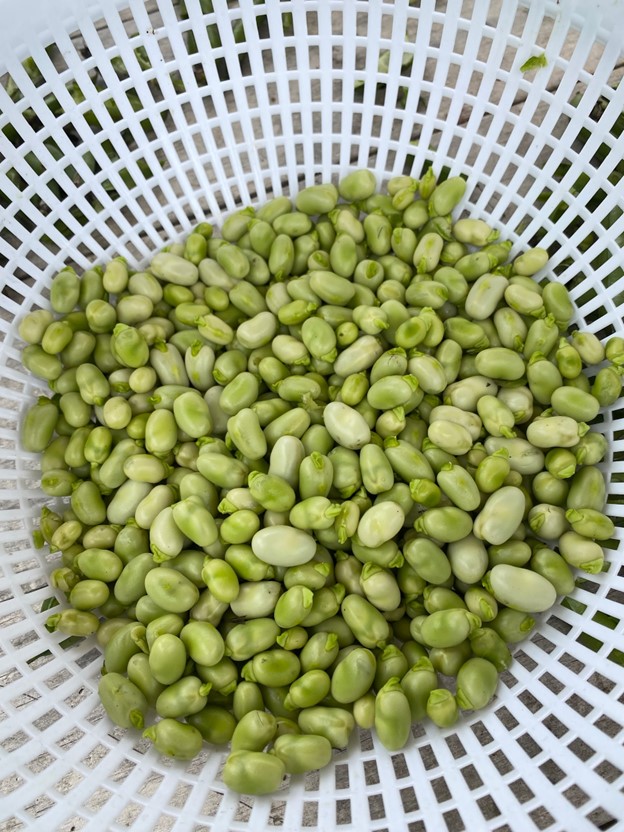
[0,1,623,830]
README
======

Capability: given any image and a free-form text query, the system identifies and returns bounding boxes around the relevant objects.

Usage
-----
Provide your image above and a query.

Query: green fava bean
[436,463,481,511]
[144,567,200,613]
[426,689,459,728]
[528,503,569,540]
[468,628,512,671]
[473,486,526,545]
[341,595,391,649]
[225,543,274,582]
[474,347,525,381]
[403,536,451,584]
[298,706,355,748]
[222,750,285,795]
[202,558,240,604]
[187,705,237,745]
[71,480,107,526]
[570,331,605,365]
[567,466,606,511]
[592,365,623,406]
[413,506,473,543]
[299,452,334,499]
[526,416,593,448]
[230,709,277,754]
[243,648,301,687]
[155,676,212,718]
[143,719,203,760]
[550,386,600,422]
[104,621,147,674]
[526,352,563,404]
[374,644,409,690]
[299,631,340,672]
[145,613,185,650]
[417,609,480,649]
[225,618,281,661]
[232,681,265,721]
[374,676,412,751]
[463,587,498,622]
[172,390,212,438]
[360,563,401,612]
[21,397,58,453]
[565,507,614,540]
[274,585,314,628]
[339,169,377,201]
[529,546,575,596]
[573,431,607,466]
[69,579,109,610]
[126,652,166,705]
[401,657,438,721]
[148,633,187,686]
[220,509,261,544]
[228,579,280,620]
[455,657,499,711]
[284,669,331,710]
[75,548,123,582]
[171,496,218,547]
[174,619,224,667]
[271,733,332,775]
[114,553,158,606]
[45,609,100,637]
[488,607,535,644]
[276,626,309,650]
[227,408,267,460]
[484,563,557,612]
[251,525,316,567]
[330,646,376,704]
[99,672,148,729]
[475,451,511,494]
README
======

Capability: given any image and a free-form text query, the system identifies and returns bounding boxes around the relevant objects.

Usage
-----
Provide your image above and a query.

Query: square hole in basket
[443,808,465,831]
[368,793,386,821]
[542,713,568,739]
[517,732,542,759]
[332,762,347,789]
[518,689,542,714]
[461,764,483,791]
[418,743,439,771]
[400,785,418,813]
[489,749,513,776]
[363,759,379,786]
[568,736,596,762]
[336,798,351,824]
[445,733,467,759]
[431,775,452,804]
[477,794,501,821]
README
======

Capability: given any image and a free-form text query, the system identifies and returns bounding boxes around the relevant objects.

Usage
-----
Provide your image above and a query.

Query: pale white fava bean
[483,436,545,475]
[251,526,317,566]
[526,416,586,448]
[356,501,405,548]
[427,420,473,456]
[473,486,526,545]
[333,335,384,377]
[323,401,371,449]
[464,273,509,321]
[486,564,557,613]
[429,405,483,441]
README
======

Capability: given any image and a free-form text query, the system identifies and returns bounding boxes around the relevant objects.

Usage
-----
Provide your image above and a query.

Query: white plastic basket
[1,1,624,830]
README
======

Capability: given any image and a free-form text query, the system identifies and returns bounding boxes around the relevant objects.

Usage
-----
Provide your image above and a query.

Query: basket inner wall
[0,2,623,831]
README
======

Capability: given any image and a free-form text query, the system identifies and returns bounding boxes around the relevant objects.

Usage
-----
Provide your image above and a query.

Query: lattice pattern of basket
[1,1,623,830]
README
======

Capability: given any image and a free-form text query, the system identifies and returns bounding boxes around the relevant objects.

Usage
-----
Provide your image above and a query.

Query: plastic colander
[1,1,624,830]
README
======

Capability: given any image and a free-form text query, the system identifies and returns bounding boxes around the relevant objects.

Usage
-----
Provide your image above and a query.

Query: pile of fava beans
[19,169,621,795]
